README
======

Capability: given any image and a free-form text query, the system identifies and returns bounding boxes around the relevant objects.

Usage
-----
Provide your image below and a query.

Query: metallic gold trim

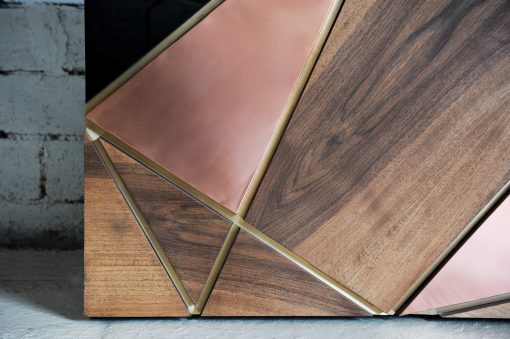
[440,294,510,317]
[393,179,510,315]
[193,224,240,315]
[238,0,345,215]
[85,0,224,113]
[193,0,346,315]
[86,129,196,314]
[232,216,385,315]
[86,120,236,222]
[412,293,510,316]
[85,0,384,315]
[86,120,384,315]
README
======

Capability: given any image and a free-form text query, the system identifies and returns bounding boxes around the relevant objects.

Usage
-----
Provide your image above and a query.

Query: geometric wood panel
[84,139,188,317]
[246,0,510,313]
[202,231,371,317]
[101,140,231,303]
[86,0,339,212]
[402,194,510,315]
[84,0,510,318]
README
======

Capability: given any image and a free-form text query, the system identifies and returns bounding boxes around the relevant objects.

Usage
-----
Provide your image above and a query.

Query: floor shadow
[0,249,85,320]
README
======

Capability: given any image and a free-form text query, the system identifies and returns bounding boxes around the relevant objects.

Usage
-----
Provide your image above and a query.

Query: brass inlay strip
[86,129,195,314]
[86,120,236,221]
[193,224,240,315]
[232,216,385,315]
[87,114,383,315]
[393,179,510,315]
[85,0,224,113]
[193,0,348,316]
[440,294,510,317]
[237,0,345,212]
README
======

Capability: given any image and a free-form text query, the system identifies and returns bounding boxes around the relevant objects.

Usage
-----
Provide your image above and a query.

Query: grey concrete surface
[1,249,509,339]
[0,2,84,248]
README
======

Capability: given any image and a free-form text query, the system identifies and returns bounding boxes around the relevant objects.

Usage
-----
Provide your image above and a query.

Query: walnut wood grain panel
[246,0,510,313]
[203,231,370,317]
[84,139,187,317]
[444,301,510,319]
[101,140,231,302]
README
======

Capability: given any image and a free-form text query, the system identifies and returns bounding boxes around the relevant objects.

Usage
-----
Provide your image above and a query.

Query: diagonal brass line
[86,129,196,314]
[84,0,385,316]
[439,294,510,317]
[393,179,510,315]
[193,0,348,315]
[193,223,240,315]
[88,121,384,315]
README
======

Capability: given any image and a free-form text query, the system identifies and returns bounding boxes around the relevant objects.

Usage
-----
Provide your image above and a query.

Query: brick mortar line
[0,131,83,141]
[0,2,84,9]
[0,69,85,76]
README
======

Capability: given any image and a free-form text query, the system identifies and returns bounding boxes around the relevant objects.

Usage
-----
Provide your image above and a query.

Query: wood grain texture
[246,0,510,313]
[84,139,188,317]
[101,140,231,302]
[203,231,370,316]
[444,301,510,319]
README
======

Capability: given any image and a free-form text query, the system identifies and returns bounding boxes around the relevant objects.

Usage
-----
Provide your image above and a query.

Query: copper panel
[86,0,335,212]
[403,195,510,315]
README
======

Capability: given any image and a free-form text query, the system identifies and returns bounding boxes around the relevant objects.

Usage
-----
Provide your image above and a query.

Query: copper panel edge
[394,179,510,315]
[86,0,339,212]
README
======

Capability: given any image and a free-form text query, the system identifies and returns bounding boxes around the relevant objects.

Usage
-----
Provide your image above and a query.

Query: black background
[85,0,209,100]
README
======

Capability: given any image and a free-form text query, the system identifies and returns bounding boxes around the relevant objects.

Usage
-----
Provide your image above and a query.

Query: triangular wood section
[101,140,231,303]
[203,231,371,316]
[402,194,510,315]
[84,139,188,317]
[444,301,510,319]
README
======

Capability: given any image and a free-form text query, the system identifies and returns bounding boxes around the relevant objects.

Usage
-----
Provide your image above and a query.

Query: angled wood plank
[444,301,510,319]
[84,139,188,317]
[101,140,231,303]
[403,194,510,315]
[246,0,510,313]
[203,231,370,316]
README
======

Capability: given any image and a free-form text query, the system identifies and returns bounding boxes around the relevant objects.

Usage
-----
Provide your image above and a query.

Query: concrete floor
[0,250,509,338]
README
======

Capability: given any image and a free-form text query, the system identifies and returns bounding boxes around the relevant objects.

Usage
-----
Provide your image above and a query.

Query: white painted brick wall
[0,2,84,248]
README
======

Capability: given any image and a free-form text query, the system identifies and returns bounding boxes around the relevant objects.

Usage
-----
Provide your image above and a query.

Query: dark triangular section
[101,140,231,302]
[203,231,371,316]
[84,139,188,317]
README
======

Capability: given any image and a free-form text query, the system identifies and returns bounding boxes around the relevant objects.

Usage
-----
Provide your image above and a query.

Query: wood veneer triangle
[84,139,188,317]
[101,140,231,303]
[203,231,371,316]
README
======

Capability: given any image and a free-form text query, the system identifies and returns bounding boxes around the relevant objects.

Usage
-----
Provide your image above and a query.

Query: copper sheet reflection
[403,195,510,314]
[86,0,335,211]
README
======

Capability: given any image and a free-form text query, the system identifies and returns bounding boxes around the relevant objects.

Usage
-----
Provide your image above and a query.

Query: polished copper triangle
[101,140,231,303]
[86,0,339,212]
[203,231,371,316]
[402,194,510,315]
[84,139,188,317]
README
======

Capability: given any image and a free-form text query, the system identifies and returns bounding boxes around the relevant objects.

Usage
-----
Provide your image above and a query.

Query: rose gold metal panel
[86,0,335,212]
[403,195,510,315]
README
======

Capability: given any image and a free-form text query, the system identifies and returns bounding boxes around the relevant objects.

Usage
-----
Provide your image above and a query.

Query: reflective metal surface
[86,0,335,211]
[403,195,510,314]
